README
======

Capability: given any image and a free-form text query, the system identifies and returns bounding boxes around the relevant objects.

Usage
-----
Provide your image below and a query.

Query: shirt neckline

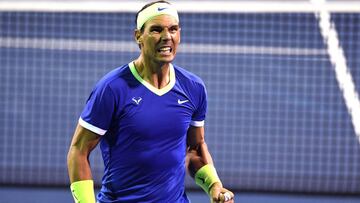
[129,62,176,96]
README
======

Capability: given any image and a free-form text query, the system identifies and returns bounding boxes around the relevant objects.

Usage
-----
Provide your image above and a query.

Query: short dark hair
[135,0,171,32]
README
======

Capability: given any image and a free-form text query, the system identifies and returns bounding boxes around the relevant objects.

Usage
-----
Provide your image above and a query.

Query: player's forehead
[144,15,179,29]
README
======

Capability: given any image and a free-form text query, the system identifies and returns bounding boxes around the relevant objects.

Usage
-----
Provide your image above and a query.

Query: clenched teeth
[158,47,171,52]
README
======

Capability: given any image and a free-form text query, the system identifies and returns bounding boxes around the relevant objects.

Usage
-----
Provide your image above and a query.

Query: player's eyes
[150,27,162,33]
[169,27,179,33]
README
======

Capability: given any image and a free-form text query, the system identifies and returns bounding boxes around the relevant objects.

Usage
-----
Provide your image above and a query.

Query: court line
[312,0,360,143]
[0,37,326,56]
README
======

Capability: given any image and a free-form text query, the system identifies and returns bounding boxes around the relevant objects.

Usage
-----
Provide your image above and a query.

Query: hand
[209,182,235,203]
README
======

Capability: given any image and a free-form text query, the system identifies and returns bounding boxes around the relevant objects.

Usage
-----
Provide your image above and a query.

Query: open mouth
[157,46,172,54]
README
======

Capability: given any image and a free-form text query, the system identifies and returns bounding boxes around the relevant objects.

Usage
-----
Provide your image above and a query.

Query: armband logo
[71,189,79,201]
[198,177,206,184]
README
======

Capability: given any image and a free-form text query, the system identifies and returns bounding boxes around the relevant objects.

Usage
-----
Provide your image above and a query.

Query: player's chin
[156,54,176,63]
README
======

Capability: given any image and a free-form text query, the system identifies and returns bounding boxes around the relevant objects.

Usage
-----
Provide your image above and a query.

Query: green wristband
[70,180,96,203]
[194,164,221,194]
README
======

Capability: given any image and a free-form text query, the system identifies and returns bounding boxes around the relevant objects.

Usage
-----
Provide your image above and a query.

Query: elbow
[67,146,76,170]
[67,145,89,163]
[67,145,86,168]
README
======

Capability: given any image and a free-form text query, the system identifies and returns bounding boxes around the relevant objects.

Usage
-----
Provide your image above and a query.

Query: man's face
[138,15,181,64]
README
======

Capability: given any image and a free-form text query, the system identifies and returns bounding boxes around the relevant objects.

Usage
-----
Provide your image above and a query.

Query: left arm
[186,125,234,203]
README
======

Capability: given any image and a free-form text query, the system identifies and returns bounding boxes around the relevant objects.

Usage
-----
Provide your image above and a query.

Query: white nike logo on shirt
[178,99,189,104]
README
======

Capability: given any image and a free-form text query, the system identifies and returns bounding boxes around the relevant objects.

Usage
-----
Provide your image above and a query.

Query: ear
[134,29,143,45]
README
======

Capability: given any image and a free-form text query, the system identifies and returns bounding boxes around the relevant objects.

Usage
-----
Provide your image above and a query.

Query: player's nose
[161,29,171,41]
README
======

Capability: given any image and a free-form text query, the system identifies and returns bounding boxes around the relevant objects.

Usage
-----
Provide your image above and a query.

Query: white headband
[137,2,179,30]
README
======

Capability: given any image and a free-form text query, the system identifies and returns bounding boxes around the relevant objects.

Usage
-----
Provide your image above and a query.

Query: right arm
[67,123,101,183]
[67,123,101,202]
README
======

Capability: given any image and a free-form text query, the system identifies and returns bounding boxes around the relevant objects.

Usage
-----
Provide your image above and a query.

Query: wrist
[194,164,222,194]
[70,180,96,203]
[209,181,223,190]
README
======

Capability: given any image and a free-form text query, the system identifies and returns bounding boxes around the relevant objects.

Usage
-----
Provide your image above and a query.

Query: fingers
[209,183,234,203]
[223,191,232,202]
[210,183,222,202]
[219,192,226,202]
[211,190,234,203]
[223,190,234,201]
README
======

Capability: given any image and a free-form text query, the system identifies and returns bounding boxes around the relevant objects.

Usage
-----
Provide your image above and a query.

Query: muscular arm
[67,124,101,183]
[186,125,234,203]
[186,125,214,177]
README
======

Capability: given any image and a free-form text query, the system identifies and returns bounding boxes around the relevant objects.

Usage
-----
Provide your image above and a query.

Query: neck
[134,57,171,89]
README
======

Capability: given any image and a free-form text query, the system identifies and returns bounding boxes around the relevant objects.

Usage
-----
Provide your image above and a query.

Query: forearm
[67,146,93,183]
[67,147,96,203]
[187,142,222,196]
[67,124,101,183]
[186,126,233,201]
[187,141,214,177]
[67,125,100,203]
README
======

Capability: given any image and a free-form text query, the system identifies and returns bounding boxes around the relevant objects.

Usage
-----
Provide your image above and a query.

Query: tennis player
[67,1,234,202]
